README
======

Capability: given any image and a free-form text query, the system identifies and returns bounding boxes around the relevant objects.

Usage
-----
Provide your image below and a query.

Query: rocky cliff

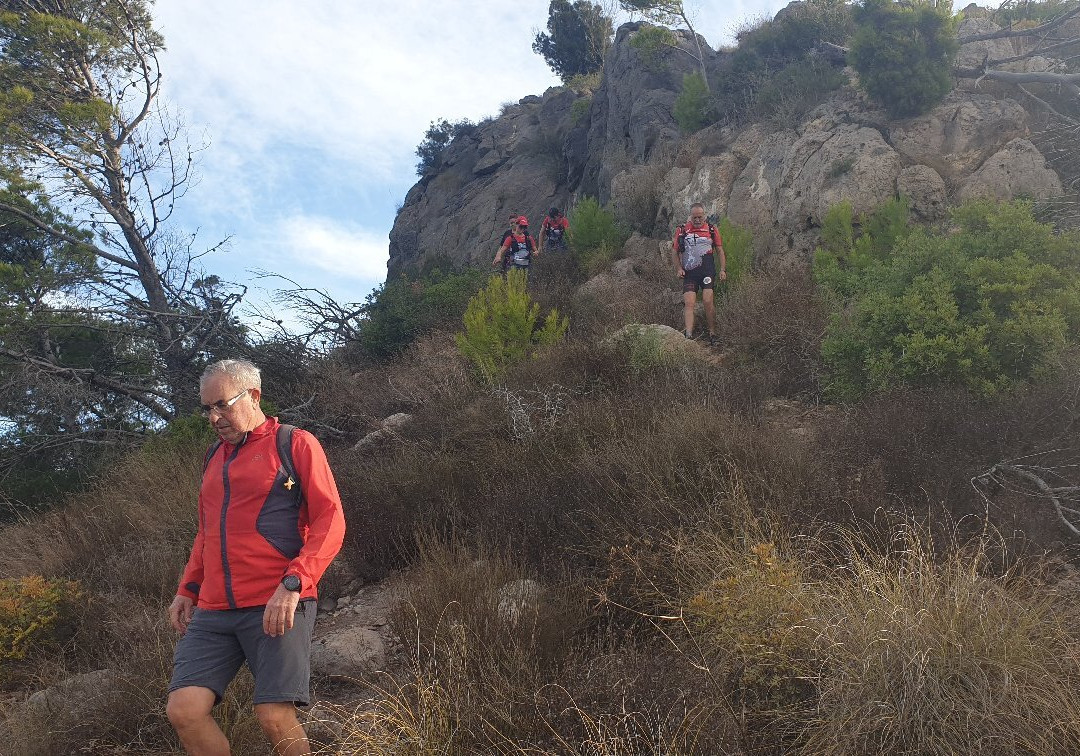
[387,5,1074,277]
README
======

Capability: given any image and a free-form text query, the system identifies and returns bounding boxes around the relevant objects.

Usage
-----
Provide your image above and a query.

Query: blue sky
[151,1,812,323]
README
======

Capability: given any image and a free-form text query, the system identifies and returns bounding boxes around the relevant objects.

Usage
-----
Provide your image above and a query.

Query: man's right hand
[168,595,194,635]
[677,267,686,278]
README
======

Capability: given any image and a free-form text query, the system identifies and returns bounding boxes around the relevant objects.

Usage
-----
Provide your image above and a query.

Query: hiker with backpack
[672,203,726,345]
[539,207,569,253]
[166,358,345,756]
[493,215,539,274]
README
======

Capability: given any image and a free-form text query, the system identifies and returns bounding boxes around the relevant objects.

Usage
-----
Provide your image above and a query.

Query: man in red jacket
[166,359,345,756]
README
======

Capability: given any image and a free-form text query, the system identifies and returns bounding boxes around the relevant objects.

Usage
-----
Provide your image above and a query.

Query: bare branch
[974,463,1080,537]
[961,3,1080,44]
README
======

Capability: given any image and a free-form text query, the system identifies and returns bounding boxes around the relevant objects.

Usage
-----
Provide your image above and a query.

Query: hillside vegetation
[4,193,1080,754]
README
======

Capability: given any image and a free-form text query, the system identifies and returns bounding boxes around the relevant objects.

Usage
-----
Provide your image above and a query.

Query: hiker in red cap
[493,215,539,274]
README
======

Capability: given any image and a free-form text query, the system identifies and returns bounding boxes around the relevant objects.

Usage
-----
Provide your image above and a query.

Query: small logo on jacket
[284,477,296,491]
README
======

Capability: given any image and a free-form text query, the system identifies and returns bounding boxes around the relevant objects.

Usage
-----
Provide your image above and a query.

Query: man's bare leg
[255,702,311,756]
[702,288,716,338]
[167,687,229,756]
[683,290,697,336]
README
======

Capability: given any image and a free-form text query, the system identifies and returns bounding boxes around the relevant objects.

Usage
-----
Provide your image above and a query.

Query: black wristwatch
[281,574,301,592]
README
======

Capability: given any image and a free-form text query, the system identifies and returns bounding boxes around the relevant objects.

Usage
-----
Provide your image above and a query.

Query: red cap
[517,215,529,226]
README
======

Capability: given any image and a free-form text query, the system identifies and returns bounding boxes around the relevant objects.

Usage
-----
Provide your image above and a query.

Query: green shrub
[629,25,676,73]
[455,270,569,381]
[814,199,1080,401]
[673,72,713,134]
[570,95,592,126]
[532,0,613,82]
[359,266,488,360]
[751,58,846,128]
[715,217,753,287]
[0,575,82,674]
[568,196,627,276]
[566,69,603,94]
[848,0,958,118]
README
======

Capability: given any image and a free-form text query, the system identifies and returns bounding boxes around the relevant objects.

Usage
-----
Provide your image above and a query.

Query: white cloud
[265,215,389,283]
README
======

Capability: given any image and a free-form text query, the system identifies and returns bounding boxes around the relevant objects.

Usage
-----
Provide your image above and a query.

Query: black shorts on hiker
[169,600,317,706]
[682,254,716,293]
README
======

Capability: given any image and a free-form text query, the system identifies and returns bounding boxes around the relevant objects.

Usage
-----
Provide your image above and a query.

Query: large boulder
[775,123,902,230]
[310,625,388,679]
[888,92,1030,180]
[897,165,948,222]
[957,138,1065,202]
[23,669,126,723]
[727,130,799,240]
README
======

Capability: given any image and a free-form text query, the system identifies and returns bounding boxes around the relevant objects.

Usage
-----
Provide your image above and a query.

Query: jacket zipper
[220,436,246,609]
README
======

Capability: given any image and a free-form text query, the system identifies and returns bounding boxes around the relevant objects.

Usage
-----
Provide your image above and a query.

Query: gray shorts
[168,600,317,706]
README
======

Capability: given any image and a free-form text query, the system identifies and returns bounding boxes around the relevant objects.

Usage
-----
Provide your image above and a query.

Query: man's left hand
[263,583,300,637]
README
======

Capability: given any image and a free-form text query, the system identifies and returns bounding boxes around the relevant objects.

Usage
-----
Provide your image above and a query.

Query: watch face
[283,575,301,592]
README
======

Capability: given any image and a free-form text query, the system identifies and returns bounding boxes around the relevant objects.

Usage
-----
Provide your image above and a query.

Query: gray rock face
[957,17,1016,69]
[389,92,576,275]
[958,138,1065,202]
[727,130,798,239]
[389,10,1069,277]
[776,123,902,230]
[579,24,709,204]
[657,153,743,230]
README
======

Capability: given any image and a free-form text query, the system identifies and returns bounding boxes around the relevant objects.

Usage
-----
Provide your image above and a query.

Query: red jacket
[177,417,345,610]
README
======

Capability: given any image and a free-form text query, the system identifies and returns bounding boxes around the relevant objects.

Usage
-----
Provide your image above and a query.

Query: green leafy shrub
[0,575,82,675]
[715,217,753,287]
[848,0,958,118]
[569,196,627,276]
[566,69,603,94]
[751,58,846,128]
[455,270,569,381]
[815,199,1080,401]
[359,266,488,360]
[673,72,712,134]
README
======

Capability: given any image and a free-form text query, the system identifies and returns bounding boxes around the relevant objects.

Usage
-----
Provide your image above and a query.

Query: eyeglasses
[200,389,249,417]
